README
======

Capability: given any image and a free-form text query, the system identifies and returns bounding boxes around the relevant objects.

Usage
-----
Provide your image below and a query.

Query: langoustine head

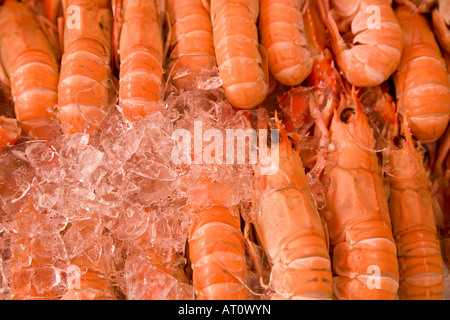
[329,87,378,153]
[384,116,431,187]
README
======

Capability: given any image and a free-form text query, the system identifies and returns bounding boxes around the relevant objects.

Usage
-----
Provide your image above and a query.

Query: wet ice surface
[0,77,257,299]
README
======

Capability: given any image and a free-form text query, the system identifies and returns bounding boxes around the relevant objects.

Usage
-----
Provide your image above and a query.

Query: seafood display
[0,0,450,301]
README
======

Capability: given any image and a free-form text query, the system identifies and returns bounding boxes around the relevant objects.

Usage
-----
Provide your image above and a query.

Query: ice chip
[167,282,194,300]
[124,171,179,207]
[0,163,34,216]
[70,188,96,201]
[62,217,103,259]
[133,202,190,256]
[83,238,103,267]
[68,132,90,147]
[73,146,104,182]
[35,183,61,210]
[196,76,223,91]
[31,233,68,267]
[24,141,59,177]
[125,254,177,300]
[36,210,68,235]
[112,205,149,241]
[10,265,69,299]
[102,124,145,170]
[127,161,177,181]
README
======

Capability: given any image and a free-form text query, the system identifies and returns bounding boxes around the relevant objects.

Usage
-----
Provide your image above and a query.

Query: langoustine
[57,0,115,134]
[210,0,268,109]
[166,0,215,67]
[394,0,437,13]
[320,89,399,300]
[0,0,59,138]
[325,0,403,87]
[0,2,66,297]
[188,184,249,299]
[385,117,445,300]
[165,0,217,92]
[22,0,63,25]
[0,1,67,301]
[114,0,164,121]
[251,112,333,299]
[432,125,450,270]
[431,0,450,84]
[258,0,313,86]
[393,5,450,143]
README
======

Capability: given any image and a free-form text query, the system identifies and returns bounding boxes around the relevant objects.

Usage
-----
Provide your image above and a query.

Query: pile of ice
[0,79,256,299]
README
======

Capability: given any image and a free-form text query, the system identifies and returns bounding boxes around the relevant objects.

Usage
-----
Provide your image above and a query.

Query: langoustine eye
[340,108,355,124]
[393,135,407,149]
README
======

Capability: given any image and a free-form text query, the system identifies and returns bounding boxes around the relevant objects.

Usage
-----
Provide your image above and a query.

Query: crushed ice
[0,69,257,299]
